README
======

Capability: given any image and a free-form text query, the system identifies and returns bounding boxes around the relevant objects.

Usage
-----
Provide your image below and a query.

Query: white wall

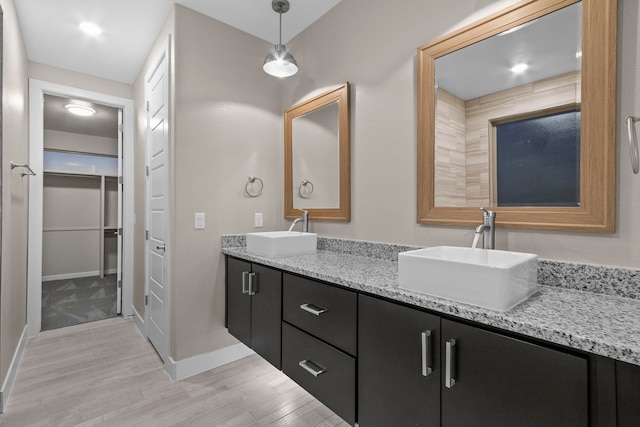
[276,0,640,268]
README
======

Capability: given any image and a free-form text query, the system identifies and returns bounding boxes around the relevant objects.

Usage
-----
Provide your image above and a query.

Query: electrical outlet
[255,212,264,228]
[194,212,205,229]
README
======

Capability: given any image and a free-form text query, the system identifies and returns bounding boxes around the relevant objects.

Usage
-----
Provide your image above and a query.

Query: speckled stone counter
[221,235,640,366]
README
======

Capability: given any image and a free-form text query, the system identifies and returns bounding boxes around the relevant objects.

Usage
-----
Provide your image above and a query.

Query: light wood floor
[0,317,349,427]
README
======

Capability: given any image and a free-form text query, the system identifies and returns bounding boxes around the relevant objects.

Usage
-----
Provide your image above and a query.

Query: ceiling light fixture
[65,104,96,117]
[497,19,537,37]
[79,21,102,37]
[510,63,528,73]
[263,0,298,78]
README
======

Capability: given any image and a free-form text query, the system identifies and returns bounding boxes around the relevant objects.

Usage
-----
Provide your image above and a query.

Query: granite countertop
[222,244,640,366]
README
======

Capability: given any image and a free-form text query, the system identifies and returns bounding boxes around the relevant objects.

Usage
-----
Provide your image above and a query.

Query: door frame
[27,79,135,337]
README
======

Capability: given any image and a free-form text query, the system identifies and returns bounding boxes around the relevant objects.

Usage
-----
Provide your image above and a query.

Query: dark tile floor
[41,274,118,331]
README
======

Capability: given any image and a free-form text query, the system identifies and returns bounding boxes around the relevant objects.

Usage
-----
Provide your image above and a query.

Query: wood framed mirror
[284,83,350,221]
[417,0,617,232]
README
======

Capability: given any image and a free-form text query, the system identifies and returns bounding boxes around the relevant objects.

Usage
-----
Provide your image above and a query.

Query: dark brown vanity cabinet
[359,294,441,427]
[359,294,589,427]
[440,318,588,427]
[226,257,282,369]
[617,360,640,426]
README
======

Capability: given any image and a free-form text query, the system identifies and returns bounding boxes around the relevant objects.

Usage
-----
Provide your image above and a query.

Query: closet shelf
[44,169,117,178]
[43,227,101,232]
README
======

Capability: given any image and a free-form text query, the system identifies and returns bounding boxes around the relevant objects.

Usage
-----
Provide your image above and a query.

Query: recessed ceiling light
[510,63,528,73]
[65,104,96,117]
[79,22,102,37]
[498,19,537,37]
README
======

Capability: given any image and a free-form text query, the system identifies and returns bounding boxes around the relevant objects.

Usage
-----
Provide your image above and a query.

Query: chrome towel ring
[245,176,264,197]
[627,116,639,174]
[298,179,314,198]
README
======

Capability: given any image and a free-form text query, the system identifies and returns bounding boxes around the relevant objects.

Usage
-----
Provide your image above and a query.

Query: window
[494,109,580,207]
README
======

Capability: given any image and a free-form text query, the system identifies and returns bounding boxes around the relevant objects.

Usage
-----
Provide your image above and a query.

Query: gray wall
[0,0,28,388]
[133,5,282,361]
[277,0,640,268]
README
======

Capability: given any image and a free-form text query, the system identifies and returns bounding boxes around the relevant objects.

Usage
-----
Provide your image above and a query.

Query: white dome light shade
[65,104,96,117]
[263,44,298,78]
[79,22,102,36]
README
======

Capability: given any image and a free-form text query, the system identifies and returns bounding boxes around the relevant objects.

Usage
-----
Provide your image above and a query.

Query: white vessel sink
[246,231,317,258]
[398,246,538,312]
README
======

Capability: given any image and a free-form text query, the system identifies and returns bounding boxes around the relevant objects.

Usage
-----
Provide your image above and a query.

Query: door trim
[27,79,134,337]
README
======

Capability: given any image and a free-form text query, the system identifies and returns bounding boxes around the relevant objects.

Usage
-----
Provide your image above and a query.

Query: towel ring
[245,176,263,197]
[298,179,314,198]
[627,116,639,174]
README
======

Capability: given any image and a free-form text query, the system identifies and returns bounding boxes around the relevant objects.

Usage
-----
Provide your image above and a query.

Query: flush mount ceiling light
[79,21,103,37]
[497,19,537,37]
[510,63,528,73]
[263,0,298,78]
[65,104,96,117]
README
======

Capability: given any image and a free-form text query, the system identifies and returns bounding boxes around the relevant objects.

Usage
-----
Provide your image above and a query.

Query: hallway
[0,318,347,426]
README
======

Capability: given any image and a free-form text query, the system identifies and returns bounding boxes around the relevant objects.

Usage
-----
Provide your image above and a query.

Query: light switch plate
[255,212,263,228]
[194,212,205,229]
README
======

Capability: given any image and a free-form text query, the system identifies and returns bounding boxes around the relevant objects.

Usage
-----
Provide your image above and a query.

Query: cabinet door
[358,295,441,427]
[617,360,640,427]
[250,264,282,369]
[227,257,252,347]
[441,319,588,427]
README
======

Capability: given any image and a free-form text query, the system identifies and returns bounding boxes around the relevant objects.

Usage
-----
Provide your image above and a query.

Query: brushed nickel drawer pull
[248,272,257,295]
[421,330,433,377]
[300,303,327,316]
[298,359,326,377]
[242,272,250,294]
[445,339,456,388]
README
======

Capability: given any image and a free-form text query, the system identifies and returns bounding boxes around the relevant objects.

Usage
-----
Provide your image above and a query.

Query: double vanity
[223,233,640,427]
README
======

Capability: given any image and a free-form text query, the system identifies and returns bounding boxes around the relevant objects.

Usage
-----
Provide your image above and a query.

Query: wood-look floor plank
[0,317,349,426]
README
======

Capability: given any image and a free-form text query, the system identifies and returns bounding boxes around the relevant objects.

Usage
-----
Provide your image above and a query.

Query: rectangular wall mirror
[417,0,617,232]
[284,83,350,221]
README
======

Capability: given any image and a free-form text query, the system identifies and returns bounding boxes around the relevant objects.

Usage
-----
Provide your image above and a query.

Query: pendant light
[263,0,298,78]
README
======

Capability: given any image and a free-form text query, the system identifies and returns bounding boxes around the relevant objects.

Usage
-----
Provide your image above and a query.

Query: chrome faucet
[475,207,496,249]
[288,209,309,232]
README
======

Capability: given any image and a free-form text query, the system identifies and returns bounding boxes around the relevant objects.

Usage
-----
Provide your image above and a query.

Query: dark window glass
[496,109,580,207]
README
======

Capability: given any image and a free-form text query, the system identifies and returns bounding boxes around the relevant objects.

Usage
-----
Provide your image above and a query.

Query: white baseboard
[42,271,100,282]
[166,343,255,381]
[104,268,118,275]
[0,325,28,412]
[131,305,145,337]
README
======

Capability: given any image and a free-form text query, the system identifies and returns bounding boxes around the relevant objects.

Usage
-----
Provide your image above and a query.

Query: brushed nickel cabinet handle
[421,330,433,376]
[300,303,327,316]
[242,271,250,294]
[298,359,326,377]
[248,272,257,295]
[445,339,456,388]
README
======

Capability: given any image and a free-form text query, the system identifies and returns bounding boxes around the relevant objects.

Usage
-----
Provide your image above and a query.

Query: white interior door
[116,108,123,314]
[146,40,170,362]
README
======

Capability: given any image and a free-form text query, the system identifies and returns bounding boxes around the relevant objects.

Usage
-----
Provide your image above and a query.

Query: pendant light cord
[279,9,283,46]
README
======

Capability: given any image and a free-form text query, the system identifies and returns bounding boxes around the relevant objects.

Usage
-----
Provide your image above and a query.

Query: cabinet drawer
[282,322,355,426]
[283,274,357,355]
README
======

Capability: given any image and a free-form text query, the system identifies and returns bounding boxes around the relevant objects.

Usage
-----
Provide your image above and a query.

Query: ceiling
[44,95,120,139]
[436,2,581,100]
[15,0,341,85]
